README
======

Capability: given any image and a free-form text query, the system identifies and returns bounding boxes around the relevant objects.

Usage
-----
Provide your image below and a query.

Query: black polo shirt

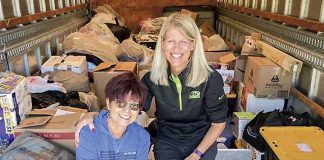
[141,67,227,145]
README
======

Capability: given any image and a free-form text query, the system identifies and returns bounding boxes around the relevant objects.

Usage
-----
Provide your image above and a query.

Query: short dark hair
[105,71,146,108]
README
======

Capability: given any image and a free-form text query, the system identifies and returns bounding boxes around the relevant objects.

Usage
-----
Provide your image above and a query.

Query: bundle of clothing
[27,70,100,111]
[63,4,154,76]
[139,17,167,35]
[94,3,126,27]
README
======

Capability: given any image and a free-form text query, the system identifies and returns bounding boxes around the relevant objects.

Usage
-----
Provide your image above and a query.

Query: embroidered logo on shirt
[219,95,225,100]
[189,91,200,99]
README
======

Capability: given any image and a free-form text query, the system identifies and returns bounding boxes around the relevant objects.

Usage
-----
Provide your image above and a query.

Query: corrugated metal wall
[95,0,217,32]
[0,0,89,75]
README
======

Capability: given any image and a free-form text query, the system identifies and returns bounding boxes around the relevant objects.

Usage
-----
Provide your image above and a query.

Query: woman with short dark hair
[76,72,150,160]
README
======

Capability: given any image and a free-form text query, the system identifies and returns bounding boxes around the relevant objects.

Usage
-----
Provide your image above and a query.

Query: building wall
[95,0,216,32]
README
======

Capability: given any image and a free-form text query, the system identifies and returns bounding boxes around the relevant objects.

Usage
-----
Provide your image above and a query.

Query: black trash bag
[242,111,267,152]
[281,111,312,126]
[242,109,311,152]
[105,17,131,43]
[31,91,65,109]
[31,91,89,111]
[118,54,144,62]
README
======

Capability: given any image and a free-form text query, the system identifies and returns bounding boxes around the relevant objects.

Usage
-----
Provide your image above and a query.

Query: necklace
[109,132,123,154]
[107,120,124,154]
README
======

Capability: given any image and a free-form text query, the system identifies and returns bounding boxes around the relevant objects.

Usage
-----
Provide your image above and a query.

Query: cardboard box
[0,73,28,105]
[216,69,234,84]
[180,9,198,21]
[247,143,264,160]
[138,63,152,71]
[234,56,247,82]
[205,51,236,69]
[41,55,88,76]
[216,148,252,160]
[56,106,88,113]
[234,55,265,82]
[14,109,82,153]
[243,57,292,99]
[232,112,255,139]
[0,74,29,146]
[93,62,138,106]
[243,93,285,113]
[200,21,216,37]
[0,106,16,148]
[237,82,285,113]
[216,69,234,94]
[205,51,236,94]
[0,78,27,127]
[203,34,228,51]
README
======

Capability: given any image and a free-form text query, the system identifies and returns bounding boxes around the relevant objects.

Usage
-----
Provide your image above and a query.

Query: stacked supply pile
[0,72,31,152]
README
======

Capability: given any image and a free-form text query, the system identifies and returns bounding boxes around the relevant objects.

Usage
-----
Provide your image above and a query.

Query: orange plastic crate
[260,126,324,160]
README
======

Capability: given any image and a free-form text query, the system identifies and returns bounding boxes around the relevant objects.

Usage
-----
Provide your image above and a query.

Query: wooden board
[257,40,303,74]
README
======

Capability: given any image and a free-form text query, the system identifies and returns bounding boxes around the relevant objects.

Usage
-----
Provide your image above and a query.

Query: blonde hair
[150,13,212,87]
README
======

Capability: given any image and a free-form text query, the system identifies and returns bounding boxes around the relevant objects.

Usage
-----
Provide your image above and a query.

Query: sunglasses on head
[114,99,140,111]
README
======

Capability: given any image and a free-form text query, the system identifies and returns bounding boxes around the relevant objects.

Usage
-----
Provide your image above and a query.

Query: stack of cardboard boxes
[4,55,89,153]
[237,56,292,113]
[231,35,303,160]
[232,55,291,160]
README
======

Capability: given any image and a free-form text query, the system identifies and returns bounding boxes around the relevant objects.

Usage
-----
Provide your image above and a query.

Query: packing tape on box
[67,65,72,71]
[54,63,60,70]
[53,64,72,71]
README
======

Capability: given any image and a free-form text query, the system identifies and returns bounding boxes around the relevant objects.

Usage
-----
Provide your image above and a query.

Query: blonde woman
[141,13,227,160]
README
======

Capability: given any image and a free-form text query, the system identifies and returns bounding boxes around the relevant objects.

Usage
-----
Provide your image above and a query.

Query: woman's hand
[75,112,99,147]
[184,152,200,160]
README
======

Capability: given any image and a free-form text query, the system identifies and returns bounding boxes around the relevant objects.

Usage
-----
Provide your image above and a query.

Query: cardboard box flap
[14,112,82,153]
[114,62,137,72]
[234,112,255,119]
[17,116,52,128]
[57,106,88,113]
[254,57,277,66]
[205,51,232,63]
[180,9,198,20]
[94,62,117,72]
[16,113,81,129]
[219,53,236,64]
[26,109,57,116]
[200,21,216,37]
[41,113,81,129]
